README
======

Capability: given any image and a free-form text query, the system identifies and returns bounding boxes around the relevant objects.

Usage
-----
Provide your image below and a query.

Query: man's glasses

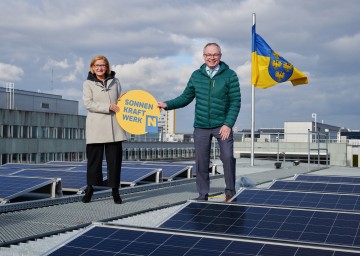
[93,64,107,68]
[203,53,221,58]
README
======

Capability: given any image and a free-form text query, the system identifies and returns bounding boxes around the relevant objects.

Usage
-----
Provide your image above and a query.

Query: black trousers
[86,142,123,188]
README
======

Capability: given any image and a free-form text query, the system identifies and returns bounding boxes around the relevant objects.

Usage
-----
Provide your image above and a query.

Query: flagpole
[251,13,256,166]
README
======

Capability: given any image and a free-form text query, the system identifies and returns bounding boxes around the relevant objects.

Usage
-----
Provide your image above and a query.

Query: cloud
[326,33,360,56]
[62,58,85,82]
[112,56,198,100]
[0,63,24,81]
[42,59,70,70]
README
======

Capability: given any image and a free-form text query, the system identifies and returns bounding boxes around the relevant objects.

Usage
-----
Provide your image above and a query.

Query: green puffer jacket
[165,61,241,128]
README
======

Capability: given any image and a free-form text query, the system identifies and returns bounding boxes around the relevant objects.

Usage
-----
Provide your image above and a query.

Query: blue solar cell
[159,202,360,249]
[44,225,360,256]
[295,174,360,184]
[269,180,360,195]
[234,189,360,212]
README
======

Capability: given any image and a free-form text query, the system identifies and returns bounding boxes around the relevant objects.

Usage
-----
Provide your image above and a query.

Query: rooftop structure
[0,160,359,255]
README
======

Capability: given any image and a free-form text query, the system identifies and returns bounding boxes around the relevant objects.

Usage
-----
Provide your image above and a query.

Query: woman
[82,55,127,204]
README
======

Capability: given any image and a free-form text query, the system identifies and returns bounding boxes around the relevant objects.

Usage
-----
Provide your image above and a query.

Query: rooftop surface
[0,159,359,255]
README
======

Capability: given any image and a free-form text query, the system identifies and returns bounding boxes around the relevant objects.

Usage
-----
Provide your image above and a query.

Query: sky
[0,0,359,133]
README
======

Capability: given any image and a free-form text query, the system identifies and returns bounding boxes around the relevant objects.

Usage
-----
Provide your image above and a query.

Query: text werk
[122,99,154,123]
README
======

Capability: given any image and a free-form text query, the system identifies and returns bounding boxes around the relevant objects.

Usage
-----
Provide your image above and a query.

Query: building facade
[0,109,86,164]
[0,85,85,164]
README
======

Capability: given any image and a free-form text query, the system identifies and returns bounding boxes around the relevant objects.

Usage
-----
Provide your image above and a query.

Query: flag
[251,24,308,89]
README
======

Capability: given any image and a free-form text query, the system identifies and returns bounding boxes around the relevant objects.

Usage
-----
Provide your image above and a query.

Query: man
[158,43,241,202]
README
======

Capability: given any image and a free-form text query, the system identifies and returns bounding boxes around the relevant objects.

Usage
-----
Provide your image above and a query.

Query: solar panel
[142,164,192,180]
[44,224,360,256]
[159,201,360,249]
[269,180,360,195]
[121,167,162,186]
[0,175,58,203]
[122,162,192,180]
[295,174,360,184]
[9,169,96,192]
[161,165,192,180]
[234,188,360,212]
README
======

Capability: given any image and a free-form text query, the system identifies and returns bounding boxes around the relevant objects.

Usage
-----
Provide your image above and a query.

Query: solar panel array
[0,160,200,203]
[160,201,360,249]
[45,224,360,256]
[45,172,360,255]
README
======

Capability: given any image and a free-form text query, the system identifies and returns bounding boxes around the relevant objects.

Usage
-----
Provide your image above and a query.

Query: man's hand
[157,102,167,109]
[219,125,231,140]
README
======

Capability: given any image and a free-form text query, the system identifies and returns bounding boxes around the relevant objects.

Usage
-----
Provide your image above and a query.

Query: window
[40,153,47,163]
[56,153,62,161]
[79,129,85,139]
[13,125,19,138]
[41,102,50,109]
[64,128,70,139]
[71,128,78,139]
[31,126,38,138]
[21,153,27,163]
[40,127,48,138]
[57,127,63,139]
[22,126,29,138]
[31,153,37,163]
[49,127,57,139]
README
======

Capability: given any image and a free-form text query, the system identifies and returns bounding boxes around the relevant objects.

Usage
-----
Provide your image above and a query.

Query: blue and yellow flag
[251,24,308,89]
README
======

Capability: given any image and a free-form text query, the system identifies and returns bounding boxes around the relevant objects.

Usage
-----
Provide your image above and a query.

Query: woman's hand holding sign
[109,103,119,113]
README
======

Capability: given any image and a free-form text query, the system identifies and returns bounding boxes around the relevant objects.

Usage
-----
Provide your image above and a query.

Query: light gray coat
[83,73,127,144]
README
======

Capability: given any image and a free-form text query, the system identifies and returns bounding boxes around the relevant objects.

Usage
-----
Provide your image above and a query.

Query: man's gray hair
[203,43,222,53]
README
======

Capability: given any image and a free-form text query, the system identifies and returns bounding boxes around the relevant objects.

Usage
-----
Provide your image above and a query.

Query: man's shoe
[82,186,93,203]
[225,195,233,202]
[112,188,122,204]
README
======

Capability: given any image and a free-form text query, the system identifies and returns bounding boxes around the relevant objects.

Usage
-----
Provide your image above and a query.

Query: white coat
[83,71,127,144]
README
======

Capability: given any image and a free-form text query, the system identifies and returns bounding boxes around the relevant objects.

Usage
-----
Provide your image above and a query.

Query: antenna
[51,69,54,90]
[1,81,15,109]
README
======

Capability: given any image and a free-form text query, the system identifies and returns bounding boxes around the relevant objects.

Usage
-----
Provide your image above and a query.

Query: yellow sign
[116,90,160,135]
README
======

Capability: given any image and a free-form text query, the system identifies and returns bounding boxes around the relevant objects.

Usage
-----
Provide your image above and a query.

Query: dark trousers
[86,142,123,188]
[194,127,236,199]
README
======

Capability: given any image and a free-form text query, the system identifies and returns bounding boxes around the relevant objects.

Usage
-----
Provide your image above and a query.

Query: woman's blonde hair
[89,55,111,75]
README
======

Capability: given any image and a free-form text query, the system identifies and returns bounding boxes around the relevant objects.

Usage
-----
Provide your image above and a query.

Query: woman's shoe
[112,188,122,204]
[82,186,93,203]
